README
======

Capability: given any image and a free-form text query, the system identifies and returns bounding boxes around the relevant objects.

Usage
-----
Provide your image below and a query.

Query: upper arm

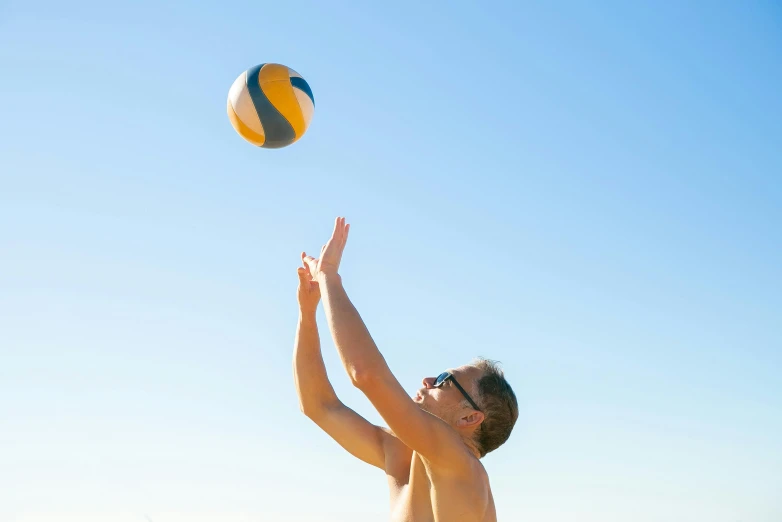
[305,400,394,470]
[354,367,471,470]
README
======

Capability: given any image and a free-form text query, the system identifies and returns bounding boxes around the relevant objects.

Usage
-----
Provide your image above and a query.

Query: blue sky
[1,1,781,521]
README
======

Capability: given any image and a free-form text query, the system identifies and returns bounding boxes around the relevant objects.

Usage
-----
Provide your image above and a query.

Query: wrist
[317,270,341,284]
[298,308,317,322]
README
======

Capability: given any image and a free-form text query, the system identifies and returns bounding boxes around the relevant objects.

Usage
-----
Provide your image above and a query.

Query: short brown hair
[470,358,518,457]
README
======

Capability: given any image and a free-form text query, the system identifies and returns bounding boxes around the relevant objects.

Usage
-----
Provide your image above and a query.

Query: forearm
[293,310,340,414]
[318,273,389,384]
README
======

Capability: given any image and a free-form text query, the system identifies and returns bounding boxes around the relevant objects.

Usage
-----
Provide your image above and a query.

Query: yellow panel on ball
[226,63,315,149]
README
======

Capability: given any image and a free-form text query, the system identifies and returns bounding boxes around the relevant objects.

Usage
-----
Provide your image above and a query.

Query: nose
[422,376,436,389]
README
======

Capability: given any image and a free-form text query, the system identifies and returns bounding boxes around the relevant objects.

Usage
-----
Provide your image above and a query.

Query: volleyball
[227,63,315,149]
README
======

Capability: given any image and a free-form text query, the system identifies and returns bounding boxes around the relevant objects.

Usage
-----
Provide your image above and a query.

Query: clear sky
[1,1,781,521]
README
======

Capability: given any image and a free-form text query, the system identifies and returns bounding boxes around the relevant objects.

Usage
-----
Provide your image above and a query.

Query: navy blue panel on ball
[245,64,296,148]
[290,77,315,107]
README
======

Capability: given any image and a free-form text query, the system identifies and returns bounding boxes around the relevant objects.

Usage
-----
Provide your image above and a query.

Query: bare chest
[385,452,495,522]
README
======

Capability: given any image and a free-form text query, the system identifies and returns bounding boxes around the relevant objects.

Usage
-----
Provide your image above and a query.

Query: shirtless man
[293,217,519,521]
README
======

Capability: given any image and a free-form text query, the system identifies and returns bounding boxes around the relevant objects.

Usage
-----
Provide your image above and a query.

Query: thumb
[297,267,308,283]
[302,252,317,268]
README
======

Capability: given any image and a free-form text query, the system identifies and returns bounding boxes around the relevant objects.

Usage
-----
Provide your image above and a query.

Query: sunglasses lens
[434,372,449,386]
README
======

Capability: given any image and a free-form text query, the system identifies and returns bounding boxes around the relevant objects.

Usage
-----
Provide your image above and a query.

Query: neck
[462,435,481,459]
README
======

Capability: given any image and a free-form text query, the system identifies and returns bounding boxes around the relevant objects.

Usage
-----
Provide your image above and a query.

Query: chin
[418,402,435,415]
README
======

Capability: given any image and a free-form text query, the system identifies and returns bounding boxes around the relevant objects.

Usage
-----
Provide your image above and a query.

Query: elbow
[297,396,319,418]
[349,366,376,389]
[300,403,325,421]
[299,399,337,420]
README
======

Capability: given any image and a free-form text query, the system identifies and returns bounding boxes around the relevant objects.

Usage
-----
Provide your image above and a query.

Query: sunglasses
[433,371,481,412]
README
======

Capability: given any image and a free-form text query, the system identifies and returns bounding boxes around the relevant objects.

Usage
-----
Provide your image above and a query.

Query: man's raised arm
[303,218,473,469]
[292,264,390,470]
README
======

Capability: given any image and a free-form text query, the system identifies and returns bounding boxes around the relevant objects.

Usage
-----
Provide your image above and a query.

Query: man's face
[414,365,482,422]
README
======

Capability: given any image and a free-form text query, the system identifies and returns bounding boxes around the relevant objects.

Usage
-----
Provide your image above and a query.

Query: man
[293,217,518,521]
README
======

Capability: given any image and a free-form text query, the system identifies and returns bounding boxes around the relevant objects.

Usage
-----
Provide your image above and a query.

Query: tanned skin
[294,217,496,522]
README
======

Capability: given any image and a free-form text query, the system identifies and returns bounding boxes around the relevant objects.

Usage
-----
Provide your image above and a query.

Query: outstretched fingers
[332,217,342,243]
[332,217,349,245]
[301,217,350,279]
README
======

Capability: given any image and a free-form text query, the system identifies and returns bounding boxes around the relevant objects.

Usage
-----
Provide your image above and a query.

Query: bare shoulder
[469,456,491,488]
[423,448,490,487]
[426,454,495,520]
[475,459,496,521]
[448,454,493,502]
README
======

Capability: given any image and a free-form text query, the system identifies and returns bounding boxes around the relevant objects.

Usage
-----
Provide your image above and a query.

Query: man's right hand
[302,216,350,281]
[297,262,321,314]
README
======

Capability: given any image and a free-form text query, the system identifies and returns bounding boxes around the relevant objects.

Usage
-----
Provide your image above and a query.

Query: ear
[456,411,484,428]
